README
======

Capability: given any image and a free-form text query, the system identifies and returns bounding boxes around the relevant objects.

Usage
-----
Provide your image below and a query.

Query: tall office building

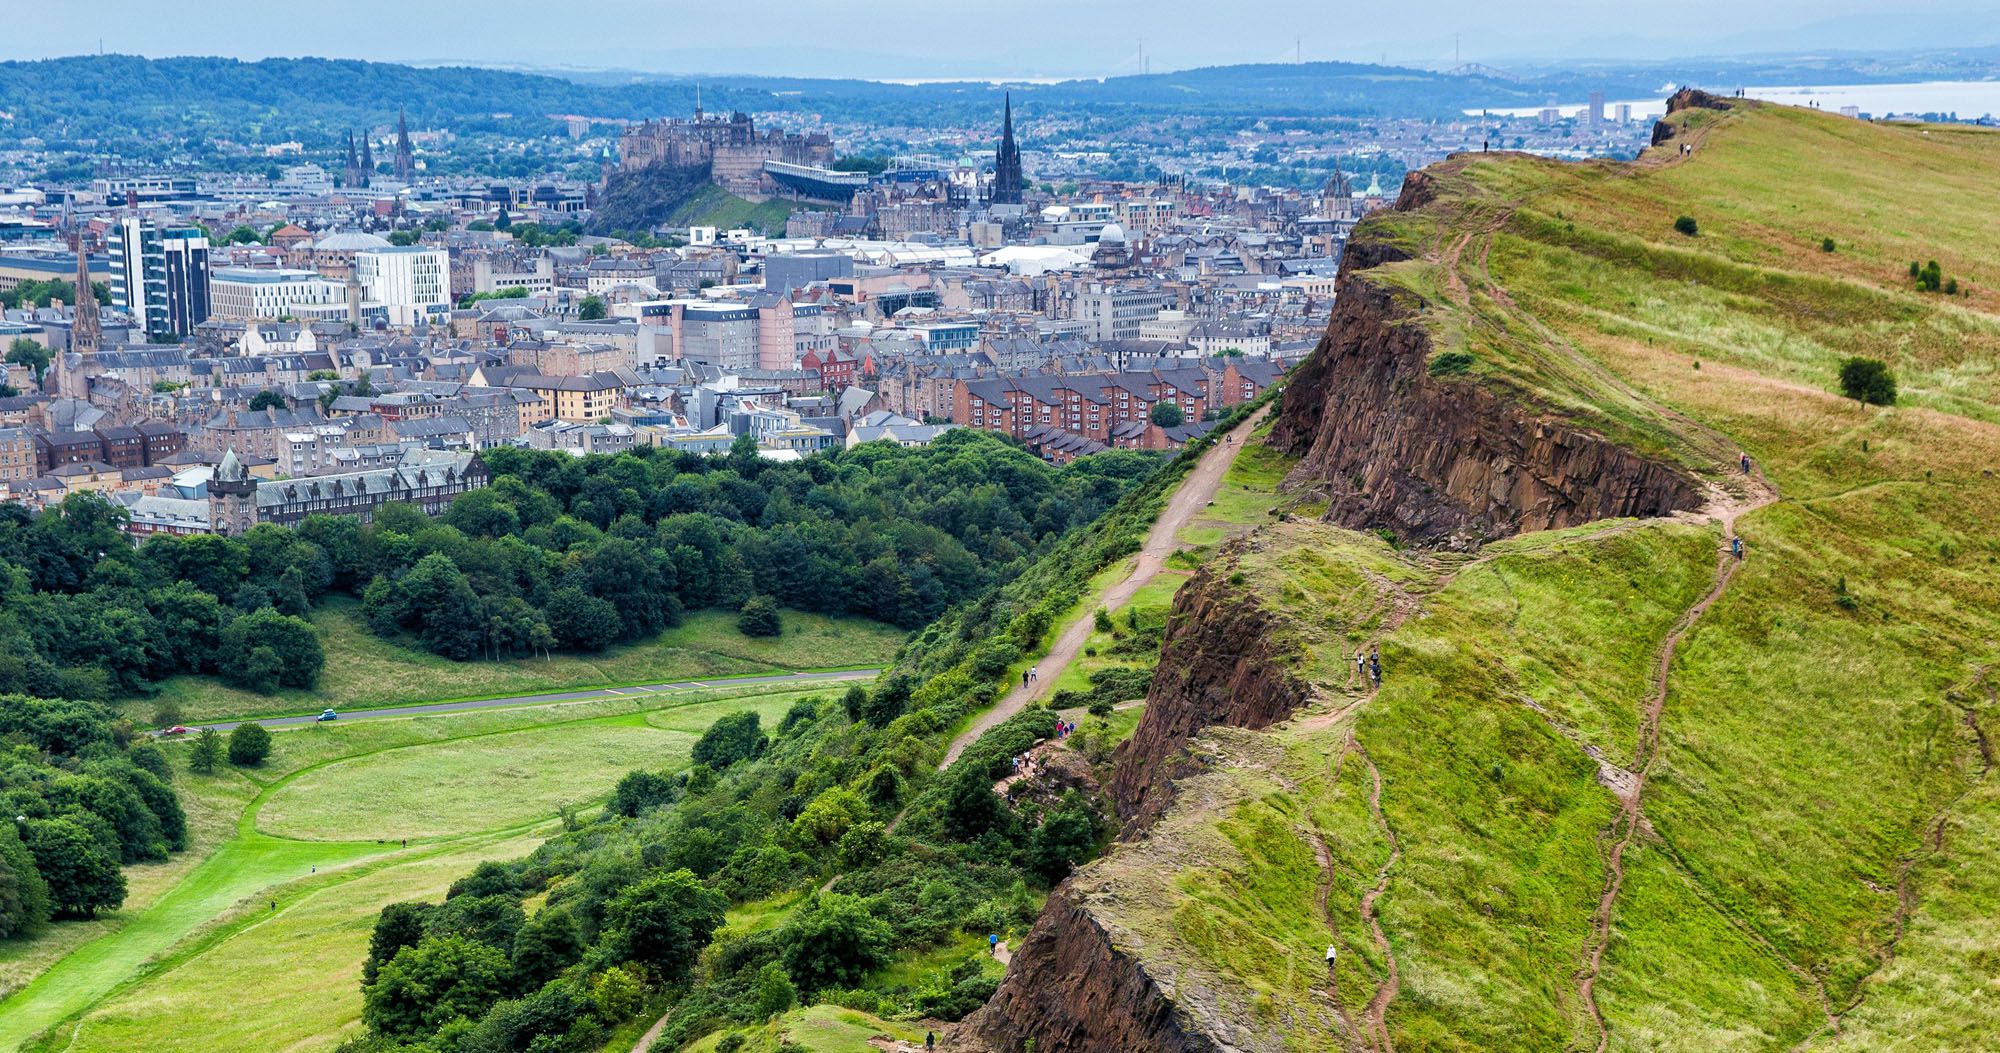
[1587,91,1607,133]
[354,246,450,326]
[108,216,210,340]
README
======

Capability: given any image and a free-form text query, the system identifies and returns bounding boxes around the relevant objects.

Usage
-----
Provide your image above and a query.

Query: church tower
[394,109,416,181]
[992,93,1024,205]
[66,229,100,395]
[208,447,260,536]
[344,130,363,187]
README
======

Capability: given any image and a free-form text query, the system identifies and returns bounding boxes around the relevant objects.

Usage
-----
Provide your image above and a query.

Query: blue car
[316,709,339,722]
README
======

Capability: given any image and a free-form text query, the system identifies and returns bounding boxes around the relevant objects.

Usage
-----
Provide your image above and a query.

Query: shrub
[1837,357,1897,406]
[737,595,782,638]
[1148,402,1184,428]
[1673,215,1698,236]
[692,711,767,769]
[1821,237,1836,253]
[227,722,271,766]
[776,893,894,991]
[1428,350,1475,376]
[1092,607,1113,632]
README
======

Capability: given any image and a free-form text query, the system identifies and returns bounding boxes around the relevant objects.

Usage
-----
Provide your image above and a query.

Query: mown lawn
[129,600,903,725]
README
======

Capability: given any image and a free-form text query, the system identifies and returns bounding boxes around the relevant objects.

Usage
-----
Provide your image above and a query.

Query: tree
[248,389,286,411]
[363,900,434,985]
[1028,793,1102,882]
[545,586,621,652]
[511,905,586,989]
[190,726,224,774]
[22,817,125,918]
[1149,402,1184,428]
[601,870,727,982]
[576,295,607,321]
[219,608,324,690]
[1838,357,1897,406]
[363,935,511,1039]
[777,892,893,991]
[228,722,272,766]
[691,711,766,769]
[0,822,51,939]
[736,595,782,638]
[7,338,51,382]
[1673,215,1699,237]
[610,769,677,817]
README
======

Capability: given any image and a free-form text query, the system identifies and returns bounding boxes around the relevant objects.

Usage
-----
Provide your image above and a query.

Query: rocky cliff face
[951,887,1225,1053]
[1108,552,1311,830]
[1267,234,1700,546]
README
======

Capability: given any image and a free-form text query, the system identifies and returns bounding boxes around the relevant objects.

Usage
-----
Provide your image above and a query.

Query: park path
[936,407,1271,769]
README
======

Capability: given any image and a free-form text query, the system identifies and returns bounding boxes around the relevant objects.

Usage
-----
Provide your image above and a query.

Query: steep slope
[959,94,2000,1051]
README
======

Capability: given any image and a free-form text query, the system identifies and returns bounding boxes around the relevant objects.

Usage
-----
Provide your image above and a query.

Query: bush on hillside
[736,595,782,638]
[1838,357,1897,406]
[1673,215,1699,236]
[228,722,272,766]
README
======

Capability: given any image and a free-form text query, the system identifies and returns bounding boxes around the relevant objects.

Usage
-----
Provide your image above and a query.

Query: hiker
[989,933,1001,956]
[1023,669,1030,687]
[1369,649,1382,685]
[1740,451,1751,474]
[926,1032,936,1052]
[1354,649,1366,685]
[1732,536,1744,560]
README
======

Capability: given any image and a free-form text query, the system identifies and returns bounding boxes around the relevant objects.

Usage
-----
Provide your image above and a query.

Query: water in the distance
[1466,80,2000,120]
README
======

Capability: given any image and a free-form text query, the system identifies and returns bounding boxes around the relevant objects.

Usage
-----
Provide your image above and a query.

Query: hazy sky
[10,0,1999,78]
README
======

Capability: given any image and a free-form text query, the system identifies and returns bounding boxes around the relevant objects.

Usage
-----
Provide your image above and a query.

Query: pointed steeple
[394,108,415,181]
[68,228,100,367]
[992,92,1025,205]
[344,129,361,187]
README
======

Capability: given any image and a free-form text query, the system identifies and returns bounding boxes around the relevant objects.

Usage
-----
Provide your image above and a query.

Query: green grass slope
[1078,98,2000,1050]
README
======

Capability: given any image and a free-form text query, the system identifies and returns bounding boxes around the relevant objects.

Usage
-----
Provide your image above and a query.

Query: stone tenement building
[207,446,488,534]
[617,110,833,198]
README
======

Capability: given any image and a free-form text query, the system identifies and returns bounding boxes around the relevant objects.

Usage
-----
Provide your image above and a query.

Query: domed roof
[1097,222,1126,244]
[313,231,392,252]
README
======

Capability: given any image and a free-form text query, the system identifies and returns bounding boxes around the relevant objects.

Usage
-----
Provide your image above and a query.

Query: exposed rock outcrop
[1650,87,1737,146]
[1267,242,1700,546]
[949,887,1224,1053]
[1108,552,1311,830]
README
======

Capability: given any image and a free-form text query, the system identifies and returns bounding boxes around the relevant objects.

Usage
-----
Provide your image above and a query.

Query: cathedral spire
[394,108,415,181]
[67,226,100,370]
[993,92,1024,205]
[344,129,362,188]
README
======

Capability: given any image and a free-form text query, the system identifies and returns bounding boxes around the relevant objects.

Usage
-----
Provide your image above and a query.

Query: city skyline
[8,0,2000,79]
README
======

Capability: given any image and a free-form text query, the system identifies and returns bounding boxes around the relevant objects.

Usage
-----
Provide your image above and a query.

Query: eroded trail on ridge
[1573,480,1776,1052]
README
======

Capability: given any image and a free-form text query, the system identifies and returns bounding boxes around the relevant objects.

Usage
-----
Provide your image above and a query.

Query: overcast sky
[10,1,1999,78]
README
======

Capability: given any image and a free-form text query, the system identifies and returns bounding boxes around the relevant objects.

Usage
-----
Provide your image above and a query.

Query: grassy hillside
[1078,98,2000,1049]
[668,184,817,235]
[131,600,902,725]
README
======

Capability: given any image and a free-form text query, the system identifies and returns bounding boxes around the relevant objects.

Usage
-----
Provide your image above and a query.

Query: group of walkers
[1020,665,1039,687]
[1352,647,1383,688]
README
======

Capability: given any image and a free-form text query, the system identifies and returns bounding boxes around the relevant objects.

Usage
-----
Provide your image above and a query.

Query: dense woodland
[334,397,1268,1053]
[0,431,1157,705]
[0,697,188,938]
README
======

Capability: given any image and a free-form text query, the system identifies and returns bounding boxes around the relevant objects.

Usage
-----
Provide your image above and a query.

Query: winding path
[1573,479,1777,1052]
[936,407,1272,769]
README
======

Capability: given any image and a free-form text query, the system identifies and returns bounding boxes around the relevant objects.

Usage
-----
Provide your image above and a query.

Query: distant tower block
[1588,91,1606,133]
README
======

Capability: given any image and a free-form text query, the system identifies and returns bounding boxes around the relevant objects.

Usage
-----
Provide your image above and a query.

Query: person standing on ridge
[1369,649,1382,686]
[1732,536,1744,560]
[1354,649,1366,686]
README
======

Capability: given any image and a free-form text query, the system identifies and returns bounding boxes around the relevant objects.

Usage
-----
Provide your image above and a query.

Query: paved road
[177,668,883,733]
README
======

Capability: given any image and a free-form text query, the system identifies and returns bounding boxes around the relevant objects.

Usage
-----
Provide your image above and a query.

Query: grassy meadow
[129,600,903,725]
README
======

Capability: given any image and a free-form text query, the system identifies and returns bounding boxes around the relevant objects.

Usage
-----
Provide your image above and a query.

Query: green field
[131,601,902,724]
[0,682,837,1053]
[1068,98,2000,1050]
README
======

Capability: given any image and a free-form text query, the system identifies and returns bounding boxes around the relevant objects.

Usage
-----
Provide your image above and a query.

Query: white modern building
[355,246,450,326]
[108,216,210,340]
[209,268,349,322]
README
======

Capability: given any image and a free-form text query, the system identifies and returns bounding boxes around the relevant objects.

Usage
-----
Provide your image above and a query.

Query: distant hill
[0,53,1645,151]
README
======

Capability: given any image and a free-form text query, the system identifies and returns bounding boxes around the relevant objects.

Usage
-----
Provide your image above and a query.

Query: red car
[162,725,195,736]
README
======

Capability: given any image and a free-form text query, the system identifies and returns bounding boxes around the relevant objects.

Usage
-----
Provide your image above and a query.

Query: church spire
[993,93,1024,205]
[344,129,362,187]
[67,226,100,369]
[394,108,415,181]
